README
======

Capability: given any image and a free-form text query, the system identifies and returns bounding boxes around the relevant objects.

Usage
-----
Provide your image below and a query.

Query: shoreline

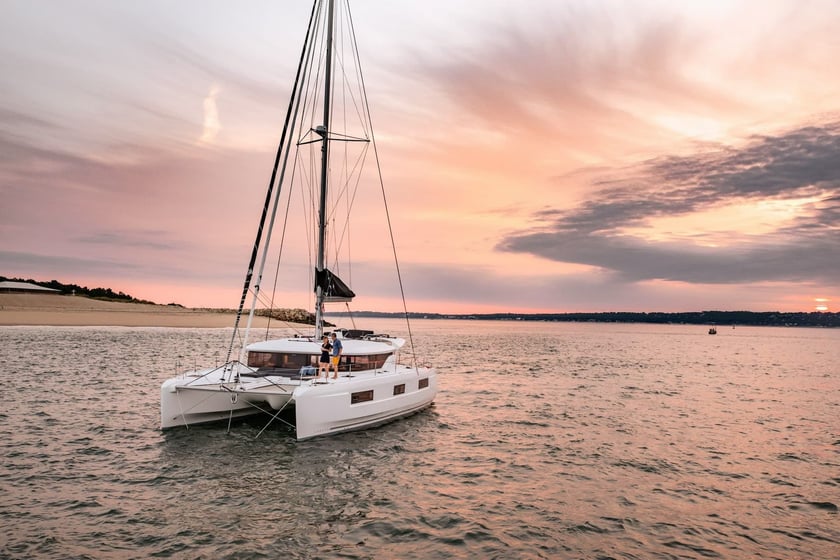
[0,293,296,328]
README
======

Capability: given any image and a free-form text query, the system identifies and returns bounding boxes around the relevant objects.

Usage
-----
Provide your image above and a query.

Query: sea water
[1,320,838,559]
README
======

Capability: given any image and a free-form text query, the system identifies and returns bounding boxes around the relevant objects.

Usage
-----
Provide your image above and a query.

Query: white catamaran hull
[160,347,437,439]
[160,366,296,429]
[294,366,437,440]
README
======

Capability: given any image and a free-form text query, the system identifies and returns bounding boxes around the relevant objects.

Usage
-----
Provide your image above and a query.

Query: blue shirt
[330,338,343,356]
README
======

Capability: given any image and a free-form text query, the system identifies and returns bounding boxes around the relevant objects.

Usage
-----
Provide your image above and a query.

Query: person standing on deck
[318,335,331,379]
[329,332,343,380]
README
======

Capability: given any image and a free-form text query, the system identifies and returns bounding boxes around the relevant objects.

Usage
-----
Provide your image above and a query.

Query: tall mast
[314,0,335,339]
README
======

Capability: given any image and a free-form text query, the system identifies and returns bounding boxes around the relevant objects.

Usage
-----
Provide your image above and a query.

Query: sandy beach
[0,293,282,328]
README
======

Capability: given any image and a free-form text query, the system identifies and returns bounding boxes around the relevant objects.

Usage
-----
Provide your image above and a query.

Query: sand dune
[0,293,282,328]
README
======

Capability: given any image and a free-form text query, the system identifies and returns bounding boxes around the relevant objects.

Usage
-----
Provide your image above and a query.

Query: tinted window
[351,390,374,404]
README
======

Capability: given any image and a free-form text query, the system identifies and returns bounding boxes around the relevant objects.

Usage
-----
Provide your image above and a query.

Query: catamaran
[160,0,437,440]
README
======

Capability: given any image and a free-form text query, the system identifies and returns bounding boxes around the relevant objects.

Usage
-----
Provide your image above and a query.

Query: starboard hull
[293,366,437,440]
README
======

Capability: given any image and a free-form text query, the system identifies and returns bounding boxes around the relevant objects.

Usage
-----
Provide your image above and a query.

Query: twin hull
[161,365,437,440]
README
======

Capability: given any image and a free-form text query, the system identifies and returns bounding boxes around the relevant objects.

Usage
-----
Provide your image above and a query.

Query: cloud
[406,4,752,149]
[385,261,796,313]
[498,120,840,284]
[646,122,840,201]
[0,250,143,277]
[0,123,273,295]
[200,85,221,144]
[4,1,840,311]
[75,231,179,252]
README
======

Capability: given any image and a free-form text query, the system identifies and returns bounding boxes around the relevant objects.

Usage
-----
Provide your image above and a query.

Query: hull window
[393,384,405,395]
[351,390,374,404]
[418,378,429,389]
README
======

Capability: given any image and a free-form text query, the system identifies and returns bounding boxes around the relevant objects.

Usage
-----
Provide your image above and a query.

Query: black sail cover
[315,268,355,302]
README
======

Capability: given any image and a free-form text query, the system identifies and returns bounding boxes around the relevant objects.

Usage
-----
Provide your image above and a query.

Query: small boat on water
[160,0,437,439]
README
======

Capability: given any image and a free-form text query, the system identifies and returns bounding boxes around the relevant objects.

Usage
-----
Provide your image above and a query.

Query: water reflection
[1,323,838,559]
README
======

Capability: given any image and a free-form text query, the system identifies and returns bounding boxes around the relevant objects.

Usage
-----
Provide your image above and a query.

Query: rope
[174,390,190,430]
[346,4,419,370]
[226,400,235,434]
[225,0,320,364]
[255,397,296,439]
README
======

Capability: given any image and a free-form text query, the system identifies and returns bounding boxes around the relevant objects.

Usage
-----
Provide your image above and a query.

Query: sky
[1,0,839,313]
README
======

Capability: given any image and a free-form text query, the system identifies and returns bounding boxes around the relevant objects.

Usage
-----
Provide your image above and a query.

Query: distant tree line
[5,276,836,327]
[328,310,840,328]
[195,307,322,326]
[0,276,157,305]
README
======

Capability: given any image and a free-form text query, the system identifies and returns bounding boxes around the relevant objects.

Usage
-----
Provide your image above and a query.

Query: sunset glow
[1,0,839,312]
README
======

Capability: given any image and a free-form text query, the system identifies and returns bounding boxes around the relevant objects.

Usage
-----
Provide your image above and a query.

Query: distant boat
[708,327,717,335]
[160,0,437,439]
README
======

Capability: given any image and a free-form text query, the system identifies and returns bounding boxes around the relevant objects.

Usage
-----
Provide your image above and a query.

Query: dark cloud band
[499,120,840,284]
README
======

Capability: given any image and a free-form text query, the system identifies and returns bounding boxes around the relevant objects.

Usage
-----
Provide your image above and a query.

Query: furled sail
[315,268,355,302]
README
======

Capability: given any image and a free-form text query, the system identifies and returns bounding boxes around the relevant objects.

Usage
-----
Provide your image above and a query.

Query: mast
[314,0,335,339]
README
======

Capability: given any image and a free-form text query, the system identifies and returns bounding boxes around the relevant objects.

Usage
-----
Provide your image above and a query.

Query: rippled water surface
[1,320,838,559]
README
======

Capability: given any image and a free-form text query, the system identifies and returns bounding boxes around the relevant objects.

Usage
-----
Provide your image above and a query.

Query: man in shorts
[329,332,343,380]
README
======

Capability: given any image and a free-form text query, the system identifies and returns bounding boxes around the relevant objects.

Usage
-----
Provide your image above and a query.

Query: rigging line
[291,139,319,316]
[322,0,349,272]
[301,152,317,316]
[342,0,368,290]
[299,29,326,155]
[174,390,190,430]
[306,2,328,138]
[266,150,303,339]
[344,301,357,329]
[325,138,368,222]
[337,6,350,282]
[296,129,319,316]
[263,151,300,336]
[300,31,321,268]
[331,2,369,140]
[321,132,370,275]
[174,381,241,416]
[314,0,337,340]
[225,0,319,366]
[324,132,372,142]
[292,149,315,266]
[299,134,369,144]
[255,396,296,439]
[328,141,369,266]
[345,0,370,140]
[179,361,247,387]
[251,287,276,310]
[226,400,235,434]
[347,3,418,367]
[235,376,292,394]
[247,0,325,347]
